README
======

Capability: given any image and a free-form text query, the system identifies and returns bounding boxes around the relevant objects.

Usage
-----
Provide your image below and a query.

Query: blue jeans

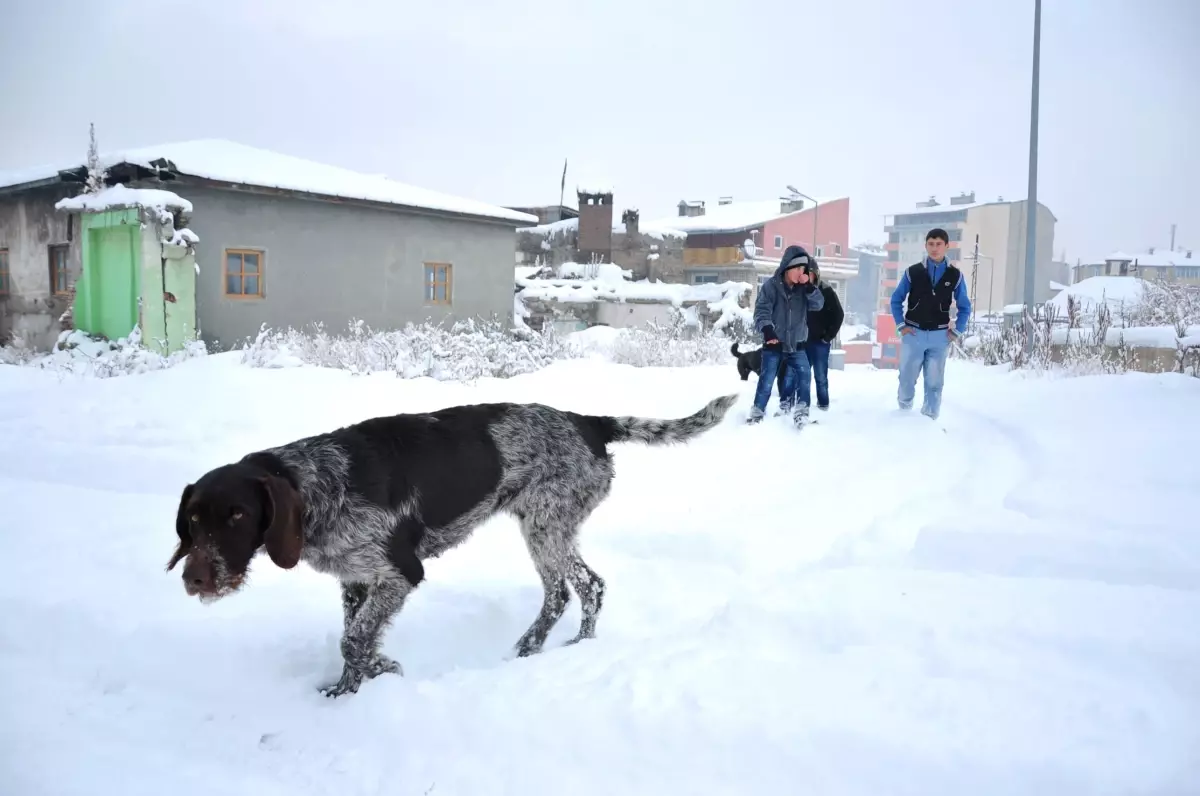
[752,346,812,416]
[897,328,951,419]
[804,340,831,408]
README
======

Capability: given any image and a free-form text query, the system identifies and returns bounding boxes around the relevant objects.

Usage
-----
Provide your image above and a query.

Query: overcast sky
[1,0,1195,260]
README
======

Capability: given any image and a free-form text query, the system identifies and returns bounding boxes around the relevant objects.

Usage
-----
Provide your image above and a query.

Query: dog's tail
[730,341,741,358]
[594,393,738,447]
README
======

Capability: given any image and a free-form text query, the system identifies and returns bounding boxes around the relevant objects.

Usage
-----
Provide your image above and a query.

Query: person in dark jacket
[801,262,844,411]
[749,245,825,425]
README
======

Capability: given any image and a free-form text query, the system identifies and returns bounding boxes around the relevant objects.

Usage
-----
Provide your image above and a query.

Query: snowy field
[1,354,1198,795]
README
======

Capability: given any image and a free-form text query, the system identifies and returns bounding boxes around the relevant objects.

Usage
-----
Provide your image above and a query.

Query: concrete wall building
[845,244,885,322]
[0,139,535,351]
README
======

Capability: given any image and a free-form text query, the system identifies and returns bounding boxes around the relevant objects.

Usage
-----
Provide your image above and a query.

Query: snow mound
[565,324,623,356]
[1047,276,1147,315]
[1,327,208,377]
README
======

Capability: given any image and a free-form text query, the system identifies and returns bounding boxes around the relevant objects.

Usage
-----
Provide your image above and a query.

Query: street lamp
[1022,0,1043,355]
[786,184,820,257]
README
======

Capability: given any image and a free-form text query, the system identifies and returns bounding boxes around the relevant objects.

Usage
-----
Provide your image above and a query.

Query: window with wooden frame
[0,249,9,297]
[424,262,452,305]
[49,244,69,296]
[224,249,264,298]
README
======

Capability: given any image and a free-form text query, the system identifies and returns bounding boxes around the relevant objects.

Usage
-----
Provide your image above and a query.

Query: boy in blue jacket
[749,245,825,425]
[889,228,971,420]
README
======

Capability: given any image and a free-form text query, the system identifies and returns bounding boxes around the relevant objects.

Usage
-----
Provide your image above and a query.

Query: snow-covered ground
[1,354,1198,795]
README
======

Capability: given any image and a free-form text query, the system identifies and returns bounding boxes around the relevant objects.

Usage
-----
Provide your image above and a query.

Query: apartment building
[1073,249,1198,285]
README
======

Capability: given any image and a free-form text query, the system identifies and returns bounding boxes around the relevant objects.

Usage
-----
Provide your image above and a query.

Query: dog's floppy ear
[259,474,304,569]
[167,483,195,571]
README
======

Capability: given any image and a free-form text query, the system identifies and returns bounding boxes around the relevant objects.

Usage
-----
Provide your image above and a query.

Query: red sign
[876,312,899,346]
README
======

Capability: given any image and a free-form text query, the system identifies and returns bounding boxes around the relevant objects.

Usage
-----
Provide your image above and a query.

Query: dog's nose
[182,559,214,595]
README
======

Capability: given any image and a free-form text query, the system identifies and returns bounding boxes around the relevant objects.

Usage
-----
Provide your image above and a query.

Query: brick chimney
[780,197,806,214]
[621,208,639,238]
[577,189,614,262]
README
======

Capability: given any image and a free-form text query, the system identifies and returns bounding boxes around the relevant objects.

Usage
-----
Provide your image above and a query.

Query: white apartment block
[1073,249,1199,286]
[878,192,1057,318]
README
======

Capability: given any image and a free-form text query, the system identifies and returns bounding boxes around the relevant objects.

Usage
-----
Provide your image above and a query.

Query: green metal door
[73,210,140,341]
[91,226,138,339]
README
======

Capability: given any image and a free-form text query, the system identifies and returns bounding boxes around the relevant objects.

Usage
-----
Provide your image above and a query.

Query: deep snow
[0,354,1197,795]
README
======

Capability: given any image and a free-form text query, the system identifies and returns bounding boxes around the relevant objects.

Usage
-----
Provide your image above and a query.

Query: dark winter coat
[806,278,845,344]
[753,245,825,352]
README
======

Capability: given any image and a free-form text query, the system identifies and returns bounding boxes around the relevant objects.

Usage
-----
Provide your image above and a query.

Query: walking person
[889,228,971,420]
[802,262,844,412]
[748,245,825,426]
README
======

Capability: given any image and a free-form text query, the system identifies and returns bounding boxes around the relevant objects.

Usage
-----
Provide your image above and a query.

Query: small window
[49,244,69,295]
[691,273,719,284]
[773,235,783,249]
[424,262,452,304]
[224,249,264,298]
[0,248,9,296]
[815,246,824,258]
[834,243,843,256]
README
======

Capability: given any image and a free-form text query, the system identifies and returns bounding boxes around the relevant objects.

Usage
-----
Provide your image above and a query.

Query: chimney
[677,200,688,217]
[621,208,640,238]
[718,196,733,206]
[780,197,806,214]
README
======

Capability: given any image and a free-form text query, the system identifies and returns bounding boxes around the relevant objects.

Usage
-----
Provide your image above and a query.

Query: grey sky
[1,0,1195,260]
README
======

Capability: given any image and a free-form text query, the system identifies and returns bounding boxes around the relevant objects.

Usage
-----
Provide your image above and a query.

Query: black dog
[730,342,788,394]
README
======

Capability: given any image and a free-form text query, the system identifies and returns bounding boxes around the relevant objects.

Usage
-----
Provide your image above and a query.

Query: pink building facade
[759,197,851,263]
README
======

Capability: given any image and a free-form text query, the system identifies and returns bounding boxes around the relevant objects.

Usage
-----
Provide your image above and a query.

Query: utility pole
[970,233,980,330]
[1022,0,1042,357]
[558,158,567,211]
[1170,223,1177,251]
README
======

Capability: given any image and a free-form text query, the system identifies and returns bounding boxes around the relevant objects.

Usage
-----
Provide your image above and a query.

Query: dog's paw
[366,654,402,678]
[563,630,595,648]
[512,635,544,658]
[319,667,363,698]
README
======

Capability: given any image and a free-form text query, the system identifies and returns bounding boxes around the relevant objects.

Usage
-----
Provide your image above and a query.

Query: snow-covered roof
[889,197,1059,223]
[0,139,537,225]
[55,184,193,214]
[1046,276,1147,315]
[892,200,992,217]
[643,196,846,234]
[517,215,685,240]
[1081,250,1196,268]
[516,261,751,309]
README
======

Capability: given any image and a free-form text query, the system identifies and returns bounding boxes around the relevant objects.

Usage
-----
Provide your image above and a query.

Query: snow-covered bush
[956,300,1200,377]
[240,312,752,379]
[1127,280,1200,335]
[0,327,208,378]
[240,317,581,381]
[607,309,741,368]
